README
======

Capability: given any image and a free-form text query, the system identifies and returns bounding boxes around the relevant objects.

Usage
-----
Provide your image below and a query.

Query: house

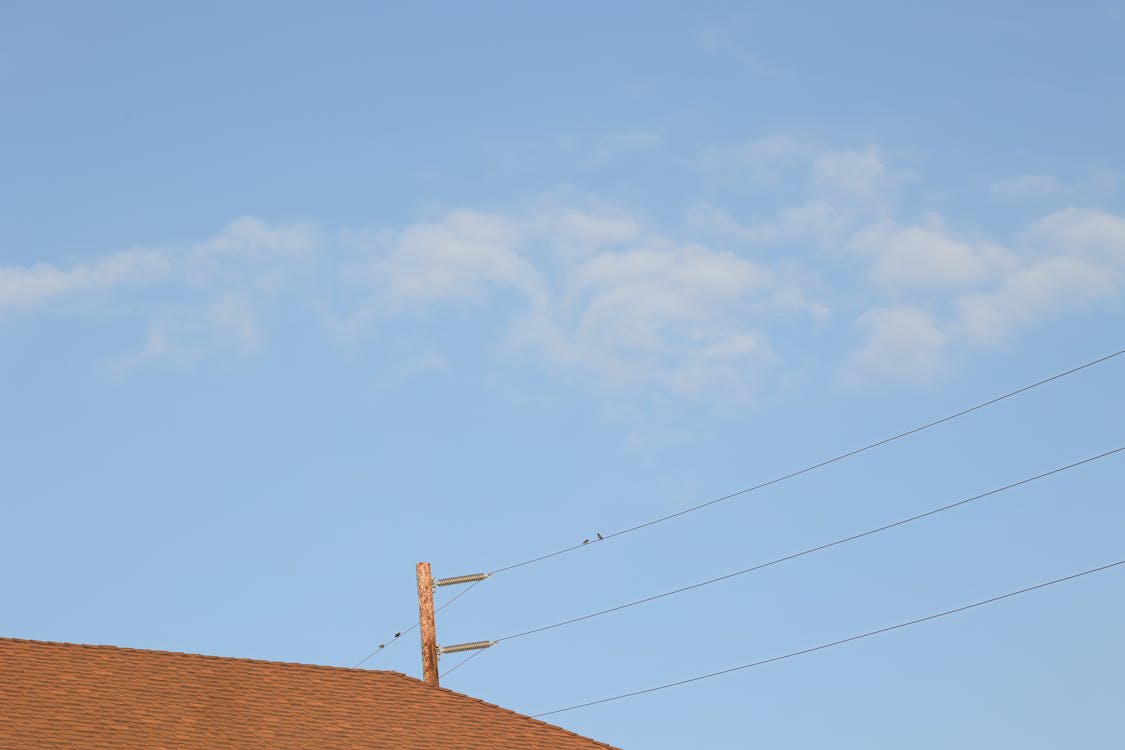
[0,636,619,749]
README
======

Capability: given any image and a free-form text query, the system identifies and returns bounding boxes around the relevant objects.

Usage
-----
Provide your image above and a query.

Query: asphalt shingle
[0,637,619,750]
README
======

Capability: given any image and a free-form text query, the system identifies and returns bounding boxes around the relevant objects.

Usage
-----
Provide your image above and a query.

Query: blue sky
[2,2,1124,747]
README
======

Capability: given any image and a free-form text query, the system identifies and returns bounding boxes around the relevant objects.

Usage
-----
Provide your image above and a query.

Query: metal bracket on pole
[439,640,496,656]
[434,572,491,587]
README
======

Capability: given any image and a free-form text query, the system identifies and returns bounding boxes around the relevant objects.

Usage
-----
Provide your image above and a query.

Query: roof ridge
[0,636,405,677]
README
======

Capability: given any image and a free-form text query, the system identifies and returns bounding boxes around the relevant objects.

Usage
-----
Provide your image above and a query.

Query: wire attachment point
[435,573,491,587]
[439,640,496,655]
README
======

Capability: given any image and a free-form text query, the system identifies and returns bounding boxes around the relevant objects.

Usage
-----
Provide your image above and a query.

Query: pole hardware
[440,640,496,655]
[434,573,491,587]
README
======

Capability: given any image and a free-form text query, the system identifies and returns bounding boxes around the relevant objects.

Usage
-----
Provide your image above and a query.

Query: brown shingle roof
[0,637,619,750]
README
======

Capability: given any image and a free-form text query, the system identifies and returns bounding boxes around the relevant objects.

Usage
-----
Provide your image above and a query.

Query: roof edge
[0,636,622,750]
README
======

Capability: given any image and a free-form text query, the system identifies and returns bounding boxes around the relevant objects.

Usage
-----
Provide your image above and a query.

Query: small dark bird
[583,539,589,544]
[394,632,401,638]
[596,532,604,540]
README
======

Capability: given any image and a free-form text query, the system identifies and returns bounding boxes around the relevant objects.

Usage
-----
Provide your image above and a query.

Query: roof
[0,637,619,750]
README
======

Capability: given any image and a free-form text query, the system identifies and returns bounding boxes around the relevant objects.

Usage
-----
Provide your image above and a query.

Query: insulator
[434,573,490,587]
[440,640,495,655]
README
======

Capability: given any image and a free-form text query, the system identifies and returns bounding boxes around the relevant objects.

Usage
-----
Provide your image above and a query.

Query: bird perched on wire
[596,532,604,541]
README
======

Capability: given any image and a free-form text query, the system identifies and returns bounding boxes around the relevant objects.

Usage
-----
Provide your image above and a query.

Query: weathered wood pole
[416,562,439,686]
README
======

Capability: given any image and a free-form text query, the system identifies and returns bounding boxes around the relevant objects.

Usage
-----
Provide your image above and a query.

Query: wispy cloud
[5,142,1124,396]
[0,249,170,315]
[810,146,912,211]
[846,307,951,385]
[113,293,263,372]
[511,239,783,395]
[990,171,1119,204]
[956,255,1119,345]
[847,216,1016,292]
[1029,207,1125,264]
[990,174,1065,202]
[340,203,804,395]
[2,217,316,366]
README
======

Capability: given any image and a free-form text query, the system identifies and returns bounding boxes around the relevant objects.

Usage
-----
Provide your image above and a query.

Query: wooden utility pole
[416,562,439,687]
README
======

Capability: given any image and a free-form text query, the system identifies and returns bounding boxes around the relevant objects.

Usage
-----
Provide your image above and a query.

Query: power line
[352,580,486,668]
[438,577,486,613]
[495,446,1124,644]
[353,625,414,668]
[532,557,1125,717]
[490,346,1125,575]
[441,647,487,679]
[424,446,1124,681]
[354,346,1124,669]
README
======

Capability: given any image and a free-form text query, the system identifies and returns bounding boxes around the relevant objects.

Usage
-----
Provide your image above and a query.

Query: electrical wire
[424,445,1124,682]
[354,346,1124,668]
[490,346,1125,575]
[441,647,488,679]
[353,625,416,668]
[531,557,1125,717]
[496,446,1124,643]
[352,579,487,668]
[437,578,486,613]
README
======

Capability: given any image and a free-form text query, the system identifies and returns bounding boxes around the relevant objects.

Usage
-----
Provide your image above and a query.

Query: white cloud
[114,320,198,371]
[330,201,809,393]
[956,256,1120,345]
[7,142,1125,395]
[1,217,318,369]
[0,249,169,315]
[848,217,1016,292]
[945,207,1125,345]
[846,307,950,384]
[692,143,909,251]
[205,292,262,352]
[1028,207,1125,265]
[185,217,319,295]
[191,216,316,263]
[512,239,783,394]
[329,209,552,338]
[113,291,266,373]
[524,197,645,260]
[336,204,798,394]
[811,146,908,209]
[376,210,544,306]
[147,219,315,364]
[0,217,316,319]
